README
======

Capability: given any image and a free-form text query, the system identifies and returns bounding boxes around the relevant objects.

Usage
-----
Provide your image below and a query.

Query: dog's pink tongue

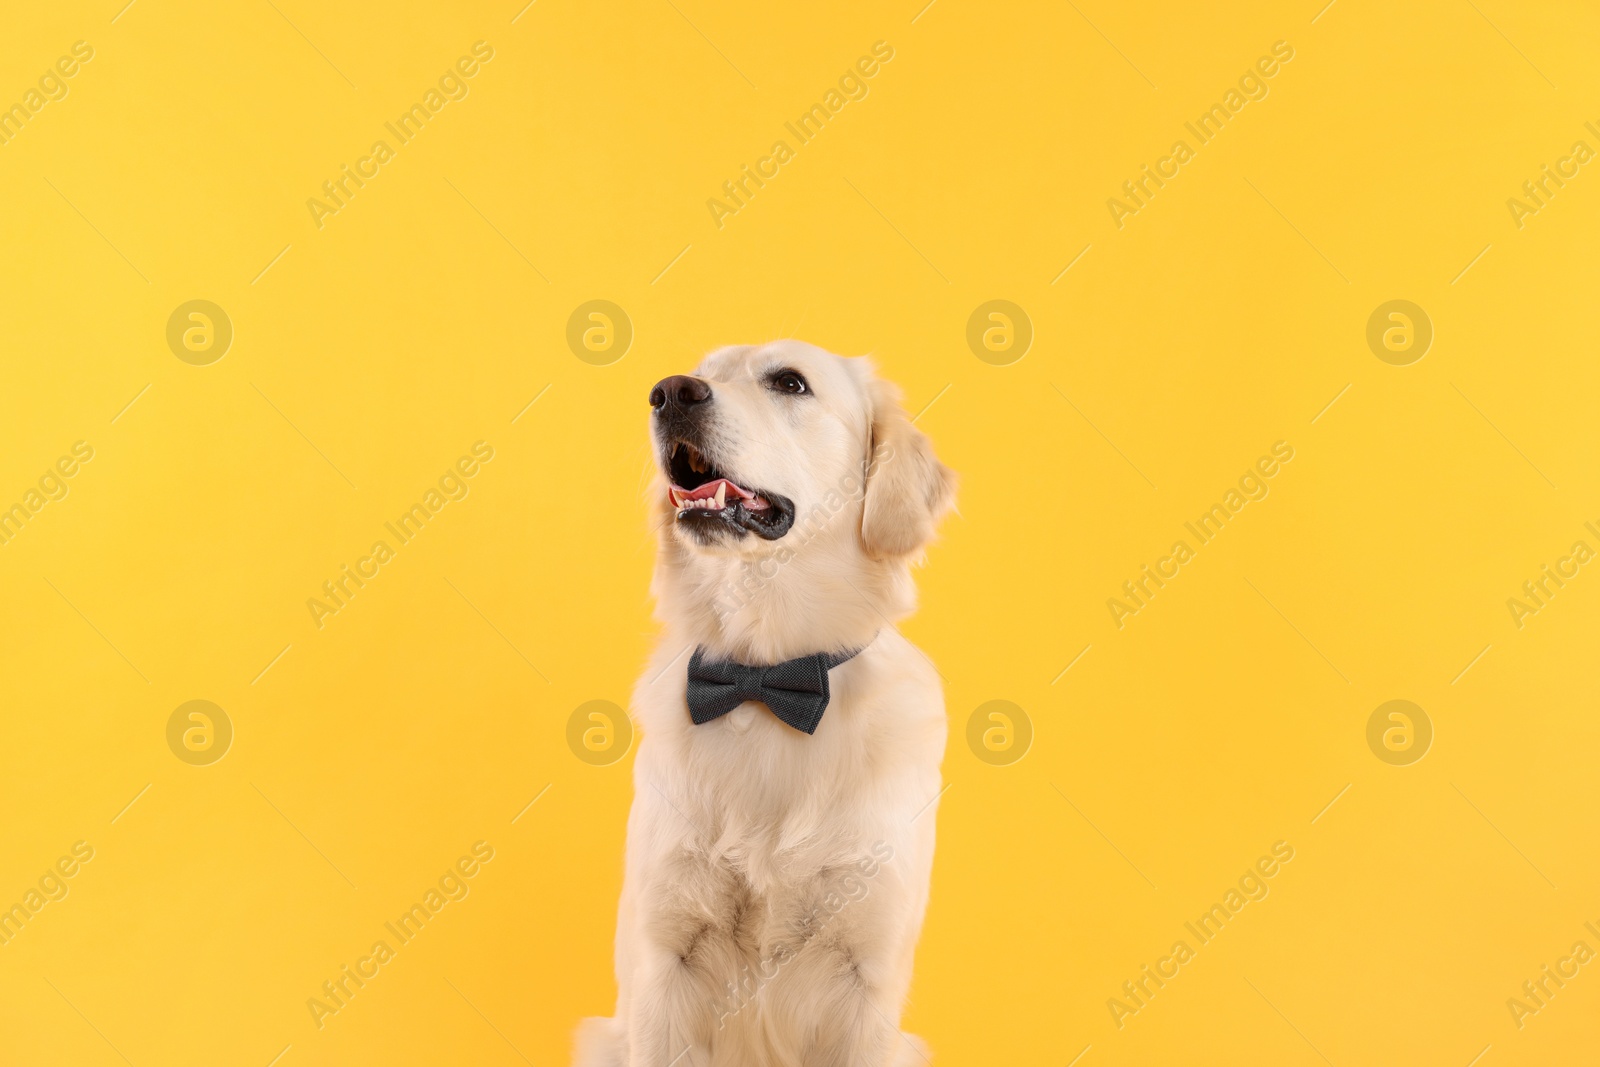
[667,478,769,511]
[677,478,751,501]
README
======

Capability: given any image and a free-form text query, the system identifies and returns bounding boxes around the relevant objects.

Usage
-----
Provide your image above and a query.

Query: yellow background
[2,0,1597,1064]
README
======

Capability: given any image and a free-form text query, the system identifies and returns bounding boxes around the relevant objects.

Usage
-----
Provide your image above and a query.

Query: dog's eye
[772,371,809,395]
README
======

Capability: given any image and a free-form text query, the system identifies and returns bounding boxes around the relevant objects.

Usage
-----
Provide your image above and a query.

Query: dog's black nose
[650,375,712,411]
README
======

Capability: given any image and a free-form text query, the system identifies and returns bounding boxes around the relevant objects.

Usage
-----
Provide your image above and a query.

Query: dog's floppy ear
[860,377,956,560]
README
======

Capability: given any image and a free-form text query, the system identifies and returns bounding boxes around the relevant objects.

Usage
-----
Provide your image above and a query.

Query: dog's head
[649,341,955,562]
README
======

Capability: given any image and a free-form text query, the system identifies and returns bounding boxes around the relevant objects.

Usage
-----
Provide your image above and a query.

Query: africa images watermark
[0,40,95,148]
[1504,518,1600,629]
[306,441,495,629]
[706,40,896,230]
[1107,441,1295,629]
[1107,40,1296,229]
[0,441,96,548]
[306,41,496,230]
[0,840,96,948]
[306,841,496,1029]
[1504,918,1600,1031]
[1107,840,1296,1029]
[1505,121,1600,230]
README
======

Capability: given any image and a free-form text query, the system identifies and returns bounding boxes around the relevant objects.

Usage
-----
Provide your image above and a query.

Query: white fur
[576,343,955,1067]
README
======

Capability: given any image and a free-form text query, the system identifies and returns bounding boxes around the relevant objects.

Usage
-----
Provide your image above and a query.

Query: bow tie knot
[686,645,866,735]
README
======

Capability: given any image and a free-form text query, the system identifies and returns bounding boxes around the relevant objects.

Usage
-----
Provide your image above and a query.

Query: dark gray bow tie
[686,645,865,734]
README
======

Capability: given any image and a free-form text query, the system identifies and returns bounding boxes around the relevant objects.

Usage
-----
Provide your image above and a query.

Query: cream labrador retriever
[575,342,956,1067]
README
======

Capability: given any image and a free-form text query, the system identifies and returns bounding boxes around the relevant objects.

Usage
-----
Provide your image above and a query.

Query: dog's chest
[719,702,762,734]
[687,698,866,800]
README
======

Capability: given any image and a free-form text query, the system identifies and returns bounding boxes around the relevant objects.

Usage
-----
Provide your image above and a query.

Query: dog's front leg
[624,939,739,1067]
[754,930,911,1067]
[810,964,904,1067]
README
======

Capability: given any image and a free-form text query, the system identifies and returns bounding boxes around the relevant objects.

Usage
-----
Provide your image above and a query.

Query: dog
[575,341,956,1067]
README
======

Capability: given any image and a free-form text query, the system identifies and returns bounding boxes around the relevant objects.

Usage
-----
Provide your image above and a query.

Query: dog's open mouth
[665,442,794,540]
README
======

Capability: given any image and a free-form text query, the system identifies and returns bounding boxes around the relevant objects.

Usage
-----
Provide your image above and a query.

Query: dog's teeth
[714,483,726,508]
